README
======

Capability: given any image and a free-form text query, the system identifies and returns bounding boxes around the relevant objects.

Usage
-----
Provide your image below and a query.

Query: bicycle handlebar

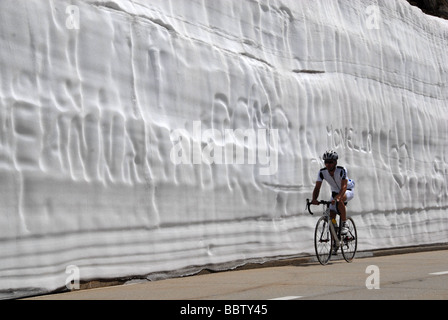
[306,199,333,215]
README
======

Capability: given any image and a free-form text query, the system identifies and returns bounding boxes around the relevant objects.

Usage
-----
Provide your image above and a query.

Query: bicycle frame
[307,199,341,247]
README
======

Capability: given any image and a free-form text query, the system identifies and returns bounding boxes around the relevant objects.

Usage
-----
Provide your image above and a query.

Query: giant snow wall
[0,0,447,298]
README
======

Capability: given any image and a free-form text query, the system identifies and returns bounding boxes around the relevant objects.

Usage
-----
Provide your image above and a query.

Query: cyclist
[311,150,355,235]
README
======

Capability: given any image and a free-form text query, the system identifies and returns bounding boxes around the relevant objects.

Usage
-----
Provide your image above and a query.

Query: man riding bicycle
[311,150,355,235]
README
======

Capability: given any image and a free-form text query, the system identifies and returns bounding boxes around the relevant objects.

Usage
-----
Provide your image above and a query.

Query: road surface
[27,249,448,300]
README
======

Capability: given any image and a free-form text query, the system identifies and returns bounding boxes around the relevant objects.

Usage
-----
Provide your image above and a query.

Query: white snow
[0,0,447,298]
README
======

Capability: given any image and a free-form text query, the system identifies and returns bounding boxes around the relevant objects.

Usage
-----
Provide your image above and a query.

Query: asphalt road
[27,249,448,300]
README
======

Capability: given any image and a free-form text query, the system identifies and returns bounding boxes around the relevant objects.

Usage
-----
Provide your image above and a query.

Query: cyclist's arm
[335,179,347,202]
[312,181,322,204]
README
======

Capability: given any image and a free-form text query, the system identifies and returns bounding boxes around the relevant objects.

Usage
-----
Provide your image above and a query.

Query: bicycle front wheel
[314,216,332,265]
[341,217,357,262]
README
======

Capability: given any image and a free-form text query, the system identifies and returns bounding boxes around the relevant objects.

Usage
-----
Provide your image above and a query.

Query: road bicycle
[306,199,357,265]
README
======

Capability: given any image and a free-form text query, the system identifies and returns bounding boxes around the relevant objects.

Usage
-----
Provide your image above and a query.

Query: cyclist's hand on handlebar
[311,199,320,205]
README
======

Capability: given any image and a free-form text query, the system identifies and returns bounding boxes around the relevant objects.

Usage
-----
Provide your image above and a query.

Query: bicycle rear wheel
[341,217,357,262]
[314,216,332,265]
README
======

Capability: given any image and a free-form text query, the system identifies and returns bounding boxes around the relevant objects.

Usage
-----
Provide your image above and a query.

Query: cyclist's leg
[336,190,354,222]
[342,190,354,220]
[337,195,347,221]
[330,192,347,221]
[339,190,355,234]
[329,192,338,217]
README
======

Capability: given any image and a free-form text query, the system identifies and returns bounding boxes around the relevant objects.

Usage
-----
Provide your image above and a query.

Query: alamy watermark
[170,121,279,176]
[365,5,381,30]
[66,5,80,30]
[365,265,380,289]
[65,265,80,290]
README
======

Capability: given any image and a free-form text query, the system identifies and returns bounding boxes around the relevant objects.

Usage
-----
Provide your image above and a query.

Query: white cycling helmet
[323,150,338,161]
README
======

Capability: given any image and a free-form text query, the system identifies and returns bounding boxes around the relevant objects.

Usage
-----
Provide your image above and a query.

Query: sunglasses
[325,160,335,164]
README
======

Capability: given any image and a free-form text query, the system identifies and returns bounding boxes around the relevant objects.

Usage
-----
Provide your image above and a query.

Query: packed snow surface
[0,0,447,298]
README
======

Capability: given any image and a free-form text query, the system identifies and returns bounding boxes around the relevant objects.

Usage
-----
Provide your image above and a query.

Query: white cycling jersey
[316,166,354,193]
